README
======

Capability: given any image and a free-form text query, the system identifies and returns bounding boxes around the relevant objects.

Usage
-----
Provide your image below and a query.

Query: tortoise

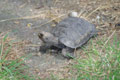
[38,12,97,58]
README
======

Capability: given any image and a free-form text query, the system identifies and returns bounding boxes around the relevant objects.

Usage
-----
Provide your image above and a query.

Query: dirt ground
[0,0,120,79]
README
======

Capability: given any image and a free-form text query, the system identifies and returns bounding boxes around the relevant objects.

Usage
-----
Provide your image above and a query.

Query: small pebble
[69,11,78,17]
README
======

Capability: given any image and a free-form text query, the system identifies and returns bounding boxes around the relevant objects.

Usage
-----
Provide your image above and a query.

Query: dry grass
[0,32,36,80]
[0,0,119,29]
[0,32,29,60]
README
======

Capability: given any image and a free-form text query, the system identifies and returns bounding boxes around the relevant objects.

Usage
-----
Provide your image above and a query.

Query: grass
[0,33,36,80]
[1,33,119,80]
[73,34,120,80]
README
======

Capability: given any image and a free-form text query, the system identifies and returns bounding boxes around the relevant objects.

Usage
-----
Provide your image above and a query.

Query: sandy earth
[0,0,70,79]
[0,0,119,79]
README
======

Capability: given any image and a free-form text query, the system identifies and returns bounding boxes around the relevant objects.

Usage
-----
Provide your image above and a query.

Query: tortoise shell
[52,17,97,48]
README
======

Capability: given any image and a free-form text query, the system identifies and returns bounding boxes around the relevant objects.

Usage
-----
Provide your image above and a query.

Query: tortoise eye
[38,33,43,39]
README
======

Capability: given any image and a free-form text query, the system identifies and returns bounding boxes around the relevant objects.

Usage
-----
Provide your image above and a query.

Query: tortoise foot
[61,48,75,59]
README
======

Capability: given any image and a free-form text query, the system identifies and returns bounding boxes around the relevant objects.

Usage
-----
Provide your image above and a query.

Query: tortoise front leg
[39,44,61,53]
[39,44,51,53]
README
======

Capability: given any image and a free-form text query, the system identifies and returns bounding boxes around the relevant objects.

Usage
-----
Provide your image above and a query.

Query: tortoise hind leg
[61,47,75,59]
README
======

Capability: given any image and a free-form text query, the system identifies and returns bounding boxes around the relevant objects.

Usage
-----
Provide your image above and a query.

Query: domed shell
[52,17,97,48]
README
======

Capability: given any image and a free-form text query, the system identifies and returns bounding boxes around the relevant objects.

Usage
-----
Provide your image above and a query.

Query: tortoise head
[38,31,58,44]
